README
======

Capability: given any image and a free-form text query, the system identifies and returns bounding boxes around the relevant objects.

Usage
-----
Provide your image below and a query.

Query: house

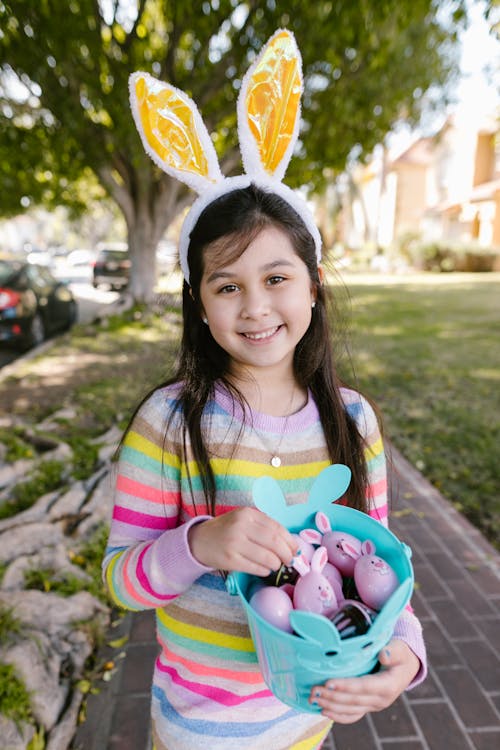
[340,115,500,257]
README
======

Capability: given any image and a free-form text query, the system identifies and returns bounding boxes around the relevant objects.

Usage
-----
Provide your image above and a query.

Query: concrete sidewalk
[73,448,500,750]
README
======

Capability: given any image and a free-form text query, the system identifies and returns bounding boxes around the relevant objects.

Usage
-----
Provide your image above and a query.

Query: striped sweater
[103,383,426,750]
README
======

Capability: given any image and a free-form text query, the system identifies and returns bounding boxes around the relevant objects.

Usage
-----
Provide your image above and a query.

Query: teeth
[243,327,278,340]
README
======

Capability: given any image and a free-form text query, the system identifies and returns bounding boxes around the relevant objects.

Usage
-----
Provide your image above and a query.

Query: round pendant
[270,456,281,468]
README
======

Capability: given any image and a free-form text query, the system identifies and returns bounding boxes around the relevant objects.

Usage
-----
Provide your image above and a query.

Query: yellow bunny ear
[238,29,303,182]
[129,72,222,194]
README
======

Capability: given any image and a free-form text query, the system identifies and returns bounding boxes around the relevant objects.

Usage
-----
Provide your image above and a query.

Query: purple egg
[323,531,362,577]
[322,561,344,605]
[250,586,294,633]
[354,555,399,610]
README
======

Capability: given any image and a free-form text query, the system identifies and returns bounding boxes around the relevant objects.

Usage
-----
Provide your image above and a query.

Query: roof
[390,137,435,167]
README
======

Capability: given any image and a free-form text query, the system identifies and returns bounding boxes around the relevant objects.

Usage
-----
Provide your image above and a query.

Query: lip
[240,325,282,341]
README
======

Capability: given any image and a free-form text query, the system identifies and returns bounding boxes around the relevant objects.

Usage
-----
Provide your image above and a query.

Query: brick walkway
[73,448,500,750]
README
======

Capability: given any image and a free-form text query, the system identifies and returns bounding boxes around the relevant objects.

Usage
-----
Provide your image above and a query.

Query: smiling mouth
[241,325,281,341]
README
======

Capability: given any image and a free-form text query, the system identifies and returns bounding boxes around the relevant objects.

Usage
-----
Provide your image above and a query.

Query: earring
[311,301,316,309]
[202,316,208,324]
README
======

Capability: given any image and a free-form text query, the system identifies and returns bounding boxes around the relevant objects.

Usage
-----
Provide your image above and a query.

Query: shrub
[0,663,33,726]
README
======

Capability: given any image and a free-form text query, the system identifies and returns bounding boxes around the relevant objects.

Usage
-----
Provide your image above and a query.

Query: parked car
[92,243,130,290]
[0,259,77,350]
[52,248,96,284]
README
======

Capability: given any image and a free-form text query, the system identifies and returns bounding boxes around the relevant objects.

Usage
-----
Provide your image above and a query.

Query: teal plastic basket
[226,464,414,713]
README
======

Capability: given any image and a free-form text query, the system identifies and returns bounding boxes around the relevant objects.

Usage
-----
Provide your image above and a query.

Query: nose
[240,286,270,319]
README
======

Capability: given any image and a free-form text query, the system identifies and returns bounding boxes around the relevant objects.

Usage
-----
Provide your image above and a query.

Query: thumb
[378,646,393,668]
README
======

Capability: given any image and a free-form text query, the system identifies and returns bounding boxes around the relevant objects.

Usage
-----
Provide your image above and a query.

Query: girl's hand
[188,508,298,576]
[309,639,420,723]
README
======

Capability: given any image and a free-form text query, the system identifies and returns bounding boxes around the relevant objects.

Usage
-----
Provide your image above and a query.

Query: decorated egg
[250,586,294,633]
[354,553,399,610]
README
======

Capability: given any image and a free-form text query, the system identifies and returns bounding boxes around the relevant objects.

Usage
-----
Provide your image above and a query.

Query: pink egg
[246,578,265,600]
[323,531,362,577]
[354,555,399,610]
[322,561,344,605]
[250,587,294,632]
[279,583,295,599]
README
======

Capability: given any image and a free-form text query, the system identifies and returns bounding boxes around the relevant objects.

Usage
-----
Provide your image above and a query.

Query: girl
[104,30,426,750]
[103,186,426,750]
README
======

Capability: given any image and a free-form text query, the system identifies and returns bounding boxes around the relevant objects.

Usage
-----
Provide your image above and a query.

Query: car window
[0,260,21,284]
[26,264,55,288]
[37,266,58,284]
[100,250,128,261]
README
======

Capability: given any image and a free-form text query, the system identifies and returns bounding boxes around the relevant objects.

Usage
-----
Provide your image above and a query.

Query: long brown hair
[127,185,369,514]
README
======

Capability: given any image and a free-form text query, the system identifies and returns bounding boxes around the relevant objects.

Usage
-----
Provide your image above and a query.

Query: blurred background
[0,0,499,301]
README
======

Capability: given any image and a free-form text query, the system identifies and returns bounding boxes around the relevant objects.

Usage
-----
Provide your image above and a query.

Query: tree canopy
[0,0,472,301]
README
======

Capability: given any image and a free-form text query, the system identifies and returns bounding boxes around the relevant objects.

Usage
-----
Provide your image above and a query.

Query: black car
[0,259,77,350]
[92,244,130,290]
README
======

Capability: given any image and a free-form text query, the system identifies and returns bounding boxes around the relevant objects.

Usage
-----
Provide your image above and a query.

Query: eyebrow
[205,259,296,284]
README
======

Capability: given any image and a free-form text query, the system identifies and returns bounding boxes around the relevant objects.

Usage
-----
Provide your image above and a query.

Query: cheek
[206,303,231,329]
[204,303,237,343]
[289,293,313,330]
[200,291,226,327]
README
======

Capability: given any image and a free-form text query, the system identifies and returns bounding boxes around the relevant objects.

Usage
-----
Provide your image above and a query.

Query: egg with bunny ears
[291,546,340,617]
[300,511,362,577]
[341,539,399,610]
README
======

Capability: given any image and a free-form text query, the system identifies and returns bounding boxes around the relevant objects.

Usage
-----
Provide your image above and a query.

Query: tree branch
[162,0,181,84]
[96,164,134,225]
[196,1,260,111]
[122,0,148,54]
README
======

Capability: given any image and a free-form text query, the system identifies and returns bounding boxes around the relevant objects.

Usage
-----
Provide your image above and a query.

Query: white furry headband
[129,28,322,284]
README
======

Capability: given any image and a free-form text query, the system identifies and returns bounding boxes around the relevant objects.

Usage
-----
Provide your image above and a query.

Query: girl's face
[199,225,316,381]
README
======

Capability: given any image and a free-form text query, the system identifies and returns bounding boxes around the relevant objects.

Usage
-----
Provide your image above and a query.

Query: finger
[311,685,374,708]
[310,689,372,718]
[233,557,278,577]
[310,680,385,712]
[236,547,286,576]
[314,695,379,720]
[247,516,298,565]
[321,707,367,724]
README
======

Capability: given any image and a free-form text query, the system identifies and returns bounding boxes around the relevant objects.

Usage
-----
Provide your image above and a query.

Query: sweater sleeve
[102,389,214,611]
[344,389,427,688]
[342,389,388,525]
[392,610,428,688]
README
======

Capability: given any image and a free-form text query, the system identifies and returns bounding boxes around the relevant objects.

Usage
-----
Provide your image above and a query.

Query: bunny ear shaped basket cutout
[252,464,351,528]
[129,28,322,284]
[238,28,303,182]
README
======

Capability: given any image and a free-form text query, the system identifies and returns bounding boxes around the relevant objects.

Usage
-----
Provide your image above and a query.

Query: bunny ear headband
[129,28,322,284]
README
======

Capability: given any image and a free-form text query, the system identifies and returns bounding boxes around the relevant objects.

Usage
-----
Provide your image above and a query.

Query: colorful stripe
[156,661,272,705]
[136,546,177,602]
[162,649,263,684]
[151,683,299,736]
[116,473,181,505]
[112,505,170,529]
[157,608,255,653]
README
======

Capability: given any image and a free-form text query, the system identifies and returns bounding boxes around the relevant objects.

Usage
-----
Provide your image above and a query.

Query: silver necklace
[255,421,289,467]
[252,388,295,468]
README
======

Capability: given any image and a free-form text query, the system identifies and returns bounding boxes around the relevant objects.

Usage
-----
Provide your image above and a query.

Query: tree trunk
[101,157,194,304]
[127,214,157,304]
[113,174,191,305]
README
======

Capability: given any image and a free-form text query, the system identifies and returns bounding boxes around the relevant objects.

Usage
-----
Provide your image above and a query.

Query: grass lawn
[332,272,500,549]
